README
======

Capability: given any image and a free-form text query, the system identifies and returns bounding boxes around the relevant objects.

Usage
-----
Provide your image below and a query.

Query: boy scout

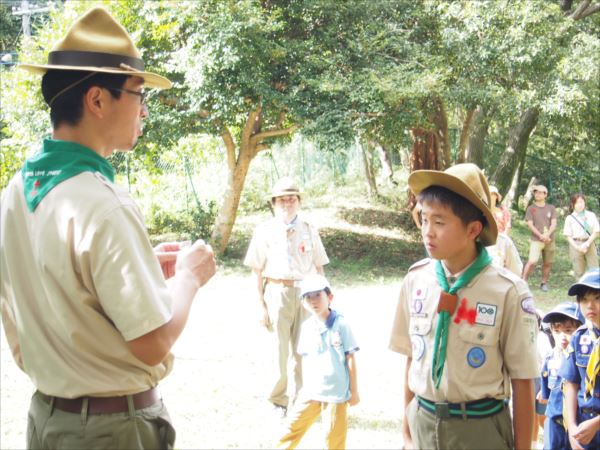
[0,8,216,449]
[560,269,600,450]
[244,177,329,417]
[389,163,539,450]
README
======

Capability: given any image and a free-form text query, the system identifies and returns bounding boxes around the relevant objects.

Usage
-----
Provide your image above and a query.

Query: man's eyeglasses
[107,87,149,106]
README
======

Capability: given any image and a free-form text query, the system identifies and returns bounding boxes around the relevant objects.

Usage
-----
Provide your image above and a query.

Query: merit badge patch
[467,347,486,368]
[581,345,589,354]
[521,297,536,315]
[411,298,427,318]
[475,303,497,326]
[411,334,426,361]
[412,286,427,300]
[580,334,592,345]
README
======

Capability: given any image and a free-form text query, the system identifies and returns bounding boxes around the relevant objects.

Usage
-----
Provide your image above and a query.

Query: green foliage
[146,199,218,242]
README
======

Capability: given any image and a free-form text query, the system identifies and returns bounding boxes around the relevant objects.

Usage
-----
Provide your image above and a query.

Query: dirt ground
[1,271,407,449]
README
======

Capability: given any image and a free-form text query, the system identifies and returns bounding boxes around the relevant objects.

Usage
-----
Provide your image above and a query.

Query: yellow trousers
[277,399,348,450]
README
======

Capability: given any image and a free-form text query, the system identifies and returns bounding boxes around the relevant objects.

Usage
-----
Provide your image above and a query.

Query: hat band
[48,50,144,71]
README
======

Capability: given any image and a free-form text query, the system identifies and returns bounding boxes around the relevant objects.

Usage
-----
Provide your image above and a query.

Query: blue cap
[542,301,583,324]
[299,274,331,297]
[568,268,600,297]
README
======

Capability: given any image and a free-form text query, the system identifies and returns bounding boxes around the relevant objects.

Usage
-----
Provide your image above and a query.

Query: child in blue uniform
[277,274,359,449]
[540,302,583,449]
[559,269,600,450]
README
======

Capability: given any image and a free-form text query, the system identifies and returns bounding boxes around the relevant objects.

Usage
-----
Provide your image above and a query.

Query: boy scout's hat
[408,163,498,246]
[19,7,171,89]
[568,268,600,297]
[300,274,331,297]
[542,301,583,324]
[270,177,302,201]
[532,185,548,194]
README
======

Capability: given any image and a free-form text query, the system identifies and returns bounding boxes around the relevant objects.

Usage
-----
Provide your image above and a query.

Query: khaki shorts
[528,239,555,264]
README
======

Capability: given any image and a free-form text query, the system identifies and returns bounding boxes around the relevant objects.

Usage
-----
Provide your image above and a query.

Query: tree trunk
[464,105,493,168]
[407,127,439,208]
[374,142,397,185]
[457,108,476,163]
[490,107,540,195]
[428,96,451,169]
[360,139,378,198]
[210,108,299,254]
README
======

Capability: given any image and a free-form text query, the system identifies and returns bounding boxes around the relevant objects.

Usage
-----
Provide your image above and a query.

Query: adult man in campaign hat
[0,7,215,448]
[244,176,329,418]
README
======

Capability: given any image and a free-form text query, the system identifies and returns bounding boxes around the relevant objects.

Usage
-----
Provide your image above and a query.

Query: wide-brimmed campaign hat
[19,7,171,89]
[568,268,600,297]
[408,163,498,246]
[270,177,303,201]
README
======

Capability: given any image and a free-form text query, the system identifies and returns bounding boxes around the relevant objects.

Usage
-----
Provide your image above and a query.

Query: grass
[1,184,592,449]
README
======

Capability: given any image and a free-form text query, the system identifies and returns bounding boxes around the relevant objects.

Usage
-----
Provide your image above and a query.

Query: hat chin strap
[48,71,98,107]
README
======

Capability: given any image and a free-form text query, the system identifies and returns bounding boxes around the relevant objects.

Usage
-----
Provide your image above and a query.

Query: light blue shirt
[297,310,359,403]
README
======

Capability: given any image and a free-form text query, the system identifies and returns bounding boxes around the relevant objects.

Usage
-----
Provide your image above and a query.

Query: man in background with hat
[244,176,329,418]
[389,163,538,450]
[522,184,557,292]
[0,7,216,449]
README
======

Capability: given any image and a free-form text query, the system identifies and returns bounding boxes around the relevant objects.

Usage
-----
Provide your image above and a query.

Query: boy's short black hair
[548,317,582,329]
[41,70,129,128]
[417,185,487,229]
[576,287,600,302]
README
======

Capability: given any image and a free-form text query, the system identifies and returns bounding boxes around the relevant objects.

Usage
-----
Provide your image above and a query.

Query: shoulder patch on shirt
[408,258,431,272]
[520,297,537,315]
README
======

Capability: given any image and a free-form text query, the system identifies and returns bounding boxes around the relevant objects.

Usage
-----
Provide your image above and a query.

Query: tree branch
[569,0,600,19]
[242,106,262,148]
[221,126,237,171]
[249,124,300,149]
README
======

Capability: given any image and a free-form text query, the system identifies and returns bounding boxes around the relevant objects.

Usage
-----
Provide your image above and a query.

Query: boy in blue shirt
[277,274,359,449]
[540,302,583,449]
[559,269,600,450]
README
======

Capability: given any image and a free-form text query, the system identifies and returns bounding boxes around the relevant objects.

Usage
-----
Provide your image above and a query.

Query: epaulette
[495,266,530,297]
[408,258,430,272]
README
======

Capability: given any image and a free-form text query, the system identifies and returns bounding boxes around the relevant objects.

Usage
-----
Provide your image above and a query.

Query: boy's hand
[348,391,360,406]
[572,418,599,445]
[175,240,216,289]
[260,304,272,331]
[154,242,181,279]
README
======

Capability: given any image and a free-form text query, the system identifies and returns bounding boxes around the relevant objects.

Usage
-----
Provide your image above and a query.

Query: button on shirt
[389,259,539,402]
[244,216,329,279]
[297,310,359,403]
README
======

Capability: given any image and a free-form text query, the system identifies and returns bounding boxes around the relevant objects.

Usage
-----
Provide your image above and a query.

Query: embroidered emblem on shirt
[413,286,427,300]
[475,303,498,326]
[454,298,476,325]
[580,335,592,345]
[467,347,486,368]
[30,179,40,197]
[581,344,589,354]
[411,334,425,361]
[411,298,428,318]
[521,297,536,315]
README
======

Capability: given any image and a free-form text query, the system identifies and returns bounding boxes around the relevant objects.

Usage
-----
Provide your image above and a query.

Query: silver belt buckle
[435,401,451,419]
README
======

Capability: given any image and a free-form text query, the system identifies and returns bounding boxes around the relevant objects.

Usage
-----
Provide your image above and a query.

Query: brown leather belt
[40,387,160,414]
[266,278,296,287]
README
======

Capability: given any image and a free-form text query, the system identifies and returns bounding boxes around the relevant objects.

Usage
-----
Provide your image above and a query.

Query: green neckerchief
[22,139,115,212]
[575,211,591,234]
[431,246,492,389]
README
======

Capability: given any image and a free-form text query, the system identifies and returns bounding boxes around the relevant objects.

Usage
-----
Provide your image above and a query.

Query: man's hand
[175,240,216,289]
[154,242,181,279]
[260,303,272,331]
[348,391,360,406]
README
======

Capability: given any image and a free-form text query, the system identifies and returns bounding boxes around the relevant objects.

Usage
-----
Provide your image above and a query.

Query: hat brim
[568,282,599,297]
[269,191,303,201]
[18,63,172,89]
[542,311,580,323]
[408,170,498,246]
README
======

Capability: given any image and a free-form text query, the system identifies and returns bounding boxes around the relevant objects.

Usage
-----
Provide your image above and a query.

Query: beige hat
[270,176,302,201]
[532,185,548,194]
[19,7,171,89]
[489,185,502,201]
[408,163,498,246]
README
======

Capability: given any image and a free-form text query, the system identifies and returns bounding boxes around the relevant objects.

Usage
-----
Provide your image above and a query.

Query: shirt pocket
[409,316,433,336]
[457,324,499,347]
[575,350,590,368]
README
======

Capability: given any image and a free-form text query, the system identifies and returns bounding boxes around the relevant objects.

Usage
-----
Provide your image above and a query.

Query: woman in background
[563,193,599,279]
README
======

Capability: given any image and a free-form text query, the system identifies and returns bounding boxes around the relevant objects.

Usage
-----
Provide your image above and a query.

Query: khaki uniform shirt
[1,172,173,398]
[487,233,523,277]
[244,215,329,279]
[389,259,538,403]
[563,210,600,240]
